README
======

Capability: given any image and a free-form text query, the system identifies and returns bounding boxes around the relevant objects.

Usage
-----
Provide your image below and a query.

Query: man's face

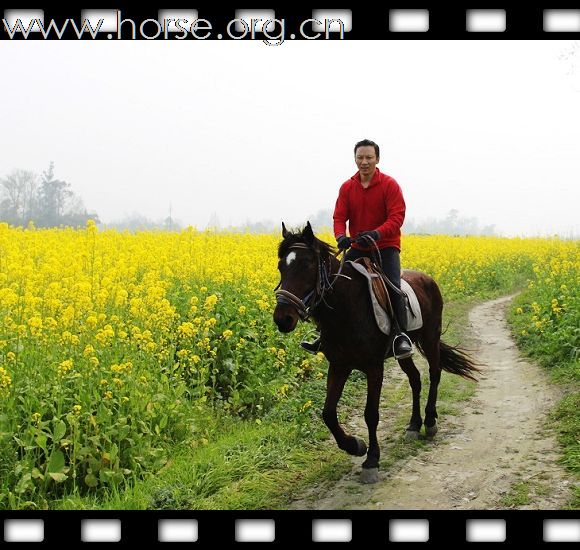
[355,146,379,177]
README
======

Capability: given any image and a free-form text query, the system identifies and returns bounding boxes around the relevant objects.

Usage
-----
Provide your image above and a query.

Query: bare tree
[0,163,99,228]
[0,169,37,225]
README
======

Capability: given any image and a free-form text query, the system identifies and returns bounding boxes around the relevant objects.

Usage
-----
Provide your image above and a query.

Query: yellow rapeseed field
[0,221,577,505]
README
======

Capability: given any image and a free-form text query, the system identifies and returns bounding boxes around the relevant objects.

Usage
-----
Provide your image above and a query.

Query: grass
[508,291,580,509]
[499,478,555,509]
[548,393,580,509]
[499,481,533,508]
[56,421,352,510]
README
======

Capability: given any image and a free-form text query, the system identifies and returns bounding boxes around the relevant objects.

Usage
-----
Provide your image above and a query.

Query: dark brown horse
[273,222,480,483]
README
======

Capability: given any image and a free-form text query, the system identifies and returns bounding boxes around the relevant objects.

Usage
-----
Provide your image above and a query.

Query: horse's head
[273,221,333,333]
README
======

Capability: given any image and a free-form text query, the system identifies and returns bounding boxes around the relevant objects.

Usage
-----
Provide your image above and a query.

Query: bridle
[274,243,350,322]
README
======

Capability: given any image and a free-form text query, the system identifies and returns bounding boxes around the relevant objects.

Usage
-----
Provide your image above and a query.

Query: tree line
[0,162,99,228]
[304,207,496,236]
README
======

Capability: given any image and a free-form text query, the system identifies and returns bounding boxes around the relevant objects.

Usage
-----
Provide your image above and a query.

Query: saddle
[354,257,396,320]
[347,258,423,335]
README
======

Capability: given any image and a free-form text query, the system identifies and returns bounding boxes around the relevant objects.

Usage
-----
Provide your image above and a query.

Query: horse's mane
[278,227,337,259]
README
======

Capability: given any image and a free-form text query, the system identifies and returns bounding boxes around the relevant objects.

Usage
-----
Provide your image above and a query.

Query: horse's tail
[438,341,481,382]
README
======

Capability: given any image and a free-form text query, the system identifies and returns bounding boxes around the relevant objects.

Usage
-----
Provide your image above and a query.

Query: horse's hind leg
[398,357,423,439]
[361,363,384,483]
[322,363,367,457]
[423,341,441,437]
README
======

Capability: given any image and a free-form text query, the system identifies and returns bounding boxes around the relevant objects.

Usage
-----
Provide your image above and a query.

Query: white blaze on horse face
[286,251,297,266]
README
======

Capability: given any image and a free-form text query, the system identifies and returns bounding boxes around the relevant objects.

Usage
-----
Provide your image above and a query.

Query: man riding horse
[301,139,414,360]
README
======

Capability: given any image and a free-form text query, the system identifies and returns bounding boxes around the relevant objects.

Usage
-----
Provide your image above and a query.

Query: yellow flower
[256,299,269,311]
[0,223,576,465]
[146,342,157,352]
[57,359,74,376]
[204,294,218,311]
[0,367,12,390]
[177,322,195,336]
[27,316,43,333]
[86,315,98,328]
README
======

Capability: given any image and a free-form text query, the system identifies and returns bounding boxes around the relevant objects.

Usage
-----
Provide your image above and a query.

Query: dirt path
[290,294,575,510]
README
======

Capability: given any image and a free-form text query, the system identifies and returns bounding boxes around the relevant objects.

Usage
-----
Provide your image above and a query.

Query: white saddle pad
[401,277,423,331]
[347,262,423,335]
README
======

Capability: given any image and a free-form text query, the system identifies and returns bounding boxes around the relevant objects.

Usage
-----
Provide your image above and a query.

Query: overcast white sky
[1,40,579,236]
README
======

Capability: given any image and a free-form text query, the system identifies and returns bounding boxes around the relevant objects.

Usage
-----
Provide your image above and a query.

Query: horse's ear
[303,221,315,244]
[282,222,289,239]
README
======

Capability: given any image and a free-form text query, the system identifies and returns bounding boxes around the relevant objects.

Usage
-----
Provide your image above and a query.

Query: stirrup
[393,332,414,360]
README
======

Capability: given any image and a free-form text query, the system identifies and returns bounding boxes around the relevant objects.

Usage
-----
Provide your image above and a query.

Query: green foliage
[508,247,579,502]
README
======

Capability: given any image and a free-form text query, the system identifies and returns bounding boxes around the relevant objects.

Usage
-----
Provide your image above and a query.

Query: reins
[274,234,409,322]
[357,235,407,298]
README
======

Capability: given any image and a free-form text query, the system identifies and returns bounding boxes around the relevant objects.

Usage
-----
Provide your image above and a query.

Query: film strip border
[1,8,580,40]
[1,511,579,544]
[2,7,578,546]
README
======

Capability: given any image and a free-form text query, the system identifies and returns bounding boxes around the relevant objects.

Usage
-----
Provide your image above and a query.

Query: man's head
[354,139,380,178]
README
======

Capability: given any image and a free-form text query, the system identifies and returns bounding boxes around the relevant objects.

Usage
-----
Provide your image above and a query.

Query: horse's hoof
[354,437,367,457]
[425,421,438,438]
[360,467,379,484]
[405,430,420,441]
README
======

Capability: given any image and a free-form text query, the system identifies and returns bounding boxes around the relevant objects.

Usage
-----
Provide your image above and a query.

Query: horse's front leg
[322,363,367,457]
[361,363,383,483]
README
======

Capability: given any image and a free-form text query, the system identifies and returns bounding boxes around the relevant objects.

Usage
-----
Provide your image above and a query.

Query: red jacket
[333,168,406,251]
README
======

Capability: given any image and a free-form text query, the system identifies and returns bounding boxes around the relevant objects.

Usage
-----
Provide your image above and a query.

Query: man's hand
[336,235,352,250]
[355,230,380,244]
